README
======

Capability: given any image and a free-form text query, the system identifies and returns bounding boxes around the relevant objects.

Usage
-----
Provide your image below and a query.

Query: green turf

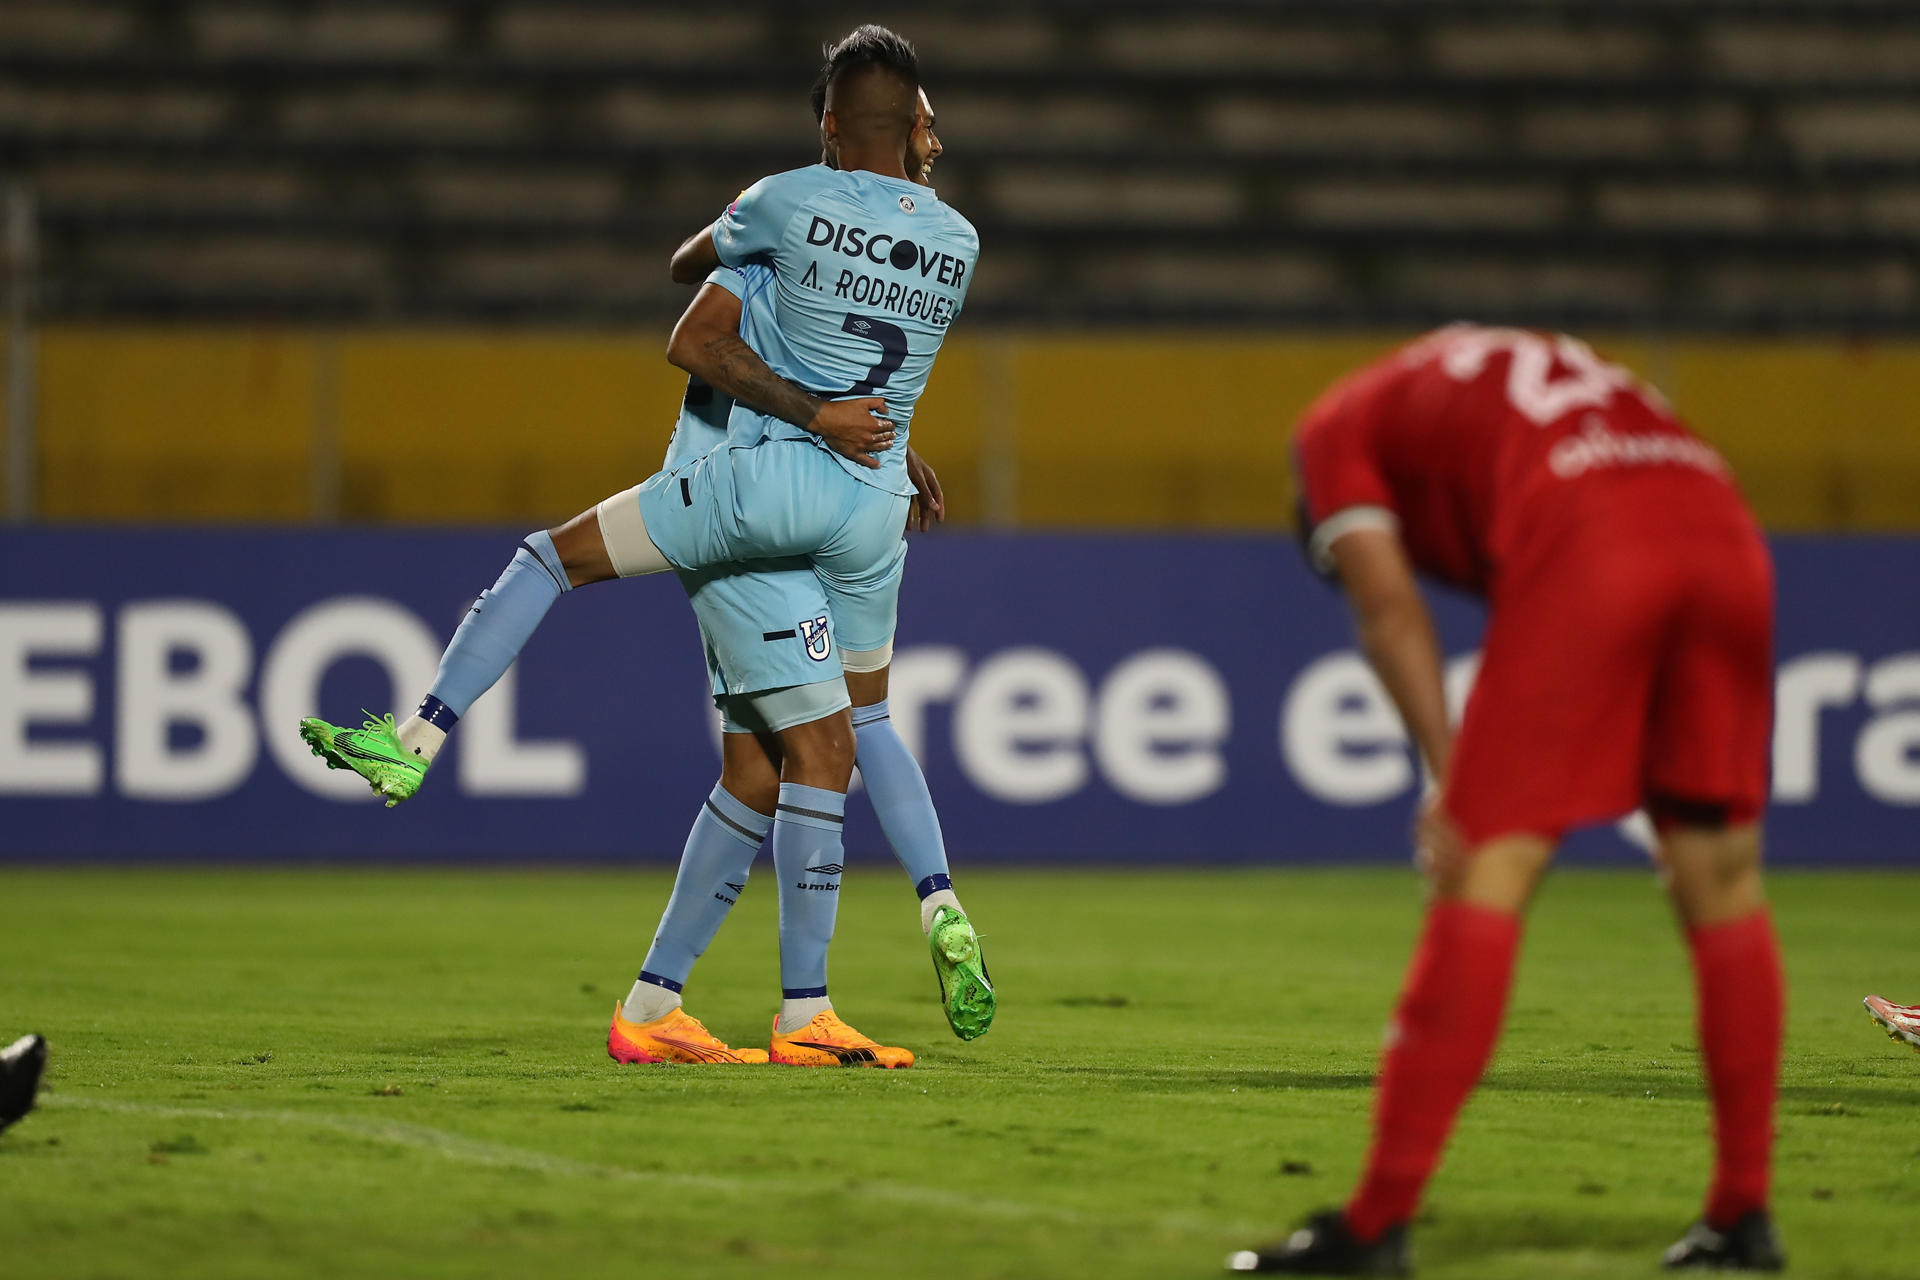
[1,866,1913,1279]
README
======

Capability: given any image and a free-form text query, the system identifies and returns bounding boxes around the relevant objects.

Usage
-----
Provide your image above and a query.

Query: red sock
[1689,909,1782,1229]
[1345,901,1522,1243]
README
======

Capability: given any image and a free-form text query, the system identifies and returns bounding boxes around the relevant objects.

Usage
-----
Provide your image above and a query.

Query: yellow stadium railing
[10,327,1920,531]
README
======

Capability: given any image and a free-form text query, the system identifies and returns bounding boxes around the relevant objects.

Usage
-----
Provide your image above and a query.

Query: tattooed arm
[665,281,893,469]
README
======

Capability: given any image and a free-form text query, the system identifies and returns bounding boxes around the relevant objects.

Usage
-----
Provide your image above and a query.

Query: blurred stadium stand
[6,0,1920,328]
[2,0,1919,527]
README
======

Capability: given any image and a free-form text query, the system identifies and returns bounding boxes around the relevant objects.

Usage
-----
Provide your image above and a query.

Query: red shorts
[1443,500,1774,846]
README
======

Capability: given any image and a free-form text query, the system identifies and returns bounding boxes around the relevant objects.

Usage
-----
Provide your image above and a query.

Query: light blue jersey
[712,164,978,496]
[659,264,839,706]
[662,265,755,471]
[635,167,966,678]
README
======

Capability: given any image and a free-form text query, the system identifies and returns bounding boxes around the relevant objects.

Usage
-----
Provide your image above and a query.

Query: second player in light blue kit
[634,113,979,674]
[296,26,988,1067]
[606,30,982,1062]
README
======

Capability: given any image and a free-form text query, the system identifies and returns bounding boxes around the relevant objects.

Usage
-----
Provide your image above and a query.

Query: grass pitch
[2,865,1914,1280]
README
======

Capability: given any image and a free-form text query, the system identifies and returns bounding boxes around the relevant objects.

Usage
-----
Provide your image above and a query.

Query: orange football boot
[606,1003,768,1065]
[768,1009,914,1069]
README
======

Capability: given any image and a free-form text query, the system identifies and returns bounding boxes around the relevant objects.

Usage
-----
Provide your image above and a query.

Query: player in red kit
[1231,326,1784,1275]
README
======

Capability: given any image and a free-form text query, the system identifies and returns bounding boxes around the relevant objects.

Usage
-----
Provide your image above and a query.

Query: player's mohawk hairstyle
[818,23,920,104]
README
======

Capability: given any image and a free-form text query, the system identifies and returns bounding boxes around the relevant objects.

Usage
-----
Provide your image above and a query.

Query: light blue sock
[772,782,847,999]
[852,699,952,895]
[635,785,770,999]
[426,531,570,718]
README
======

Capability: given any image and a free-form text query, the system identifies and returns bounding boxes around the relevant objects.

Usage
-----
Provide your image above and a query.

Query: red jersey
[1293,325,1742,595]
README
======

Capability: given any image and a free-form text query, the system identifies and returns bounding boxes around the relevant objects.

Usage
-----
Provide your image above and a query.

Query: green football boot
[298,711,428,807]
[928,905,996,1041]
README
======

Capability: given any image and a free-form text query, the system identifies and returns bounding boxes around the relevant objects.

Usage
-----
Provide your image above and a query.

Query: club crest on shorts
[798,615,832,662]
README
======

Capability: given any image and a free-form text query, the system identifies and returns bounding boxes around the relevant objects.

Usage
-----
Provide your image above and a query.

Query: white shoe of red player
[1864,996,1920,1052]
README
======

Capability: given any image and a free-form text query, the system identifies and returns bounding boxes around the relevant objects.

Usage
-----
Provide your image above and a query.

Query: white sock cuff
[395,716,448,765]
[775,995,833,1034]
[920,888,962,935]
[622,979,682,1025]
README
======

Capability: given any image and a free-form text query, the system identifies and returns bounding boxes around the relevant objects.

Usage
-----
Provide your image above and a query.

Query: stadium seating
[4,0,1918,328]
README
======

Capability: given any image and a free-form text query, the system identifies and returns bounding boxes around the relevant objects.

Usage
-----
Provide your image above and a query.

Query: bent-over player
[1234,325,1783,1274]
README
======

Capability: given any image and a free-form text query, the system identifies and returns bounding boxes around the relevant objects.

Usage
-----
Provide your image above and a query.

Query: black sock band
[415,694,460,732]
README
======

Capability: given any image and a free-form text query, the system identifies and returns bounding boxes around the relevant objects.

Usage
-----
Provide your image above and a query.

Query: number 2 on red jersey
[1412,325,1667,426]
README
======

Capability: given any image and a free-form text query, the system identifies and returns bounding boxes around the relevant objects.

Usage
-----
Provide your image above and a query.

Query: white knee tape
[840,641,893,674]
[595,486,670,578]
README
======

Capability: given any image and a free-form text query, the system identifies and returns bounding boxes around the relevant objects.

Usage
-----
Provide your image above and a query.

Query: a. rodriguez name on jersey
[796,215,968,327]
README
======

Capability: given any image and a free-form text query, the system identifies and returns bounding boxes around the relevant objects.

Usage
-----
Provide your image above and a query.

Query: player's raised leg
[1233,832,1547,1275]
[846,658,994,1041]
[610,733,780,1067]
[299,494,670,805]
[1658,821,1785,1271]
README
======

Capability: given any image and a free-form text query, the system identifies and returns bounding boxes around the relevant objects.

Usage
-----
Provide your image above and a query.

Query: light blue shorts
[639,437,911,659]
[675,558,840,698]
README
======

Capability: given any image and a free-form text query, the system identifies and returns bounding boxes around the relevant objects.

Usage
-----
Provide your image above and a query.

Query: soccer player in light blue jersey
[613,31,984,1062]
[625,38,978,1066]
[299,26,989,1065]
[618,260,972,1060]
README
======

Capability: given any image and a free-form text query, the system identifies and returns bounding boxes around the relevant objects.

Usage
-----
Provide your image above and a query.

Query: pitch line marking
[47,1096,1259,1236]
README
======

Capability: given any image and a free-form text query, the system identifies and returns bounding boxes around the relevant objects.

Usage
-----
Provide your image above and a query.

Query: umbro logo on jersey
[805,863,843,876]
